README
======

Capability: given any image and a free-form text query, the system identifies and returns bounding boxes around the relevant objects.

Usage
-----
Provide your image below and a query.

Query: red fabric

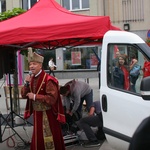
[143,61,150,78]
[114,45,119,58]
[0,0,120,47]
[24,71,66,124]
[31,109,65,150]
[46,75,66,124]
[120,66,130,90]
[24,70,65,150]
[24,98,33,119]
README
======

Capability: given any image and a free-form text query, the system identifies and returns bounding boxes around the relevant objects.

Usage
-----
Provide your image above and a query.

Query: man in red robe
[21,47,66,150]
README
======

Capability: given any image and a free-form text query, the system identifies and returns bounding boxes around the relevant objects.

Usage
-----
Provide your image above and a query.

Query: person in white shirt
[48,57,57,77]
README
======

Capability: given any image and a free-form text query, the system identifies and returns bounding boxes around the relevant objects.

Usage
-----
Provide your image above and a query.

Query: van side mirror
[140,76,150,100]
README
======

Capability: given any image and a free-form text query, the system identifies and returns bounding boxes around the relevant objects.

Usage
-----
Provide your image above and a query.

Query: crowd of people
[21,48,105,150]
[21,47,150,150]
[112,50,150,92]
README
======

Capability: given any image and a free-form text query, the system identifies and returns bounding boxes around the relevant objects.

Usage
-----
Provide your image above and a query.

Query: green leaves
[0,8,26,21]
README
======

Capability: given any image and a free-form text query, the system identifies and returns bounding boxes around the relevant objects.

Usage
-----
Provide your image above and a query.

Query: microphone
[29,71,32,76]
[24,71,32,87]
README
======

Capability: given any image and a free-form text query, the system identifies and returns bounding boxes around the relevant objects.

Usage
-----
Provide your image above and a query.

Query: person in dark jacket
[113,54,130,90]
[76,100,105,148]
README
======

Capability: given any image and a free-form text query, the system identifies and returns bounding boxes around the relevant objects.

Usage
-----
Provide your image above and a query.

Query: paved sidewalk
[0,77,115,150]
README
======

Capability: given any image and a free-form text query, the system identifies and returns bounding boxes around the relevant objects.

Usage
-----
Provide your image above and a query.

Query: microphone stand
[0,73,32,144]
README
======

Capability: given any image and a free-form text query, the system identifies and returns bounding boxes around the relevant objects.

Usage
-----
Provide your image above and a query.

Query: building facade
[57,0,149,40]
[1,0,149,38]
[0,0,150,71]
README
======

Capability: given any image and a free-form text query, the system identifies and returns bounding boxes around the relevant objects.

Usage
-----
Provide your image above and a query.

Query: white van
[100,31,150,150]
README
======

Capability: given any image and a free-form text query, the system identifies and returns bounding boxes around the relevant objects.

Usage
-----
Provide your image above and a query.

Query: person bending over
[60,79,93,118]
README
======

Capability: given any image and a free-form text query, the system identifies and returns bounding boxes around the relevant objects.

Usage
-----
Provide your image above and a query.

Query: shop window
[62,0,89,11]
[63,46,99,69]
[23,49,56,71]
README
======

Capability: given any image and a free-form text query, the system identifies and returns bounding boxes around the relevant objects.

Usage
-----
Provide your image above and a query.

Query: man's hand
[26,92,35,101]
[88,106,95,116]
[25,74,32,83]
[68,111,73,116]
[66,110,70,114]
[66,110,73,116]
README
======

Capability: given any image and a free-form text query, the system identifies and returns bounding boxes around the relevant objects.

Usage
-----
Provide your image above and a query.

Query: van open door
[100,31,150,150]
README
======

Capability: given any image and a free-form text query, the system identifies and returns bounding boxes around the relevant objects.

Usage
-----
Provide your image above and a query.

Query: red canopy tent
[0,0,120,50]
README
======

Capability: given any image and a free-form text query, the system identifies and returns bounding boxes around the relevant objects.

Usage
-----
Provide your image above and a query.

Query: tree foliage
[0,8,26,21]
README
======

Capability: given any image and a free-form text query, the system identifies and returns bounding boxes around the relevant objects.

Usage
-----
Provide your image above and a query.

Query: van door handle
[102,94,107,112]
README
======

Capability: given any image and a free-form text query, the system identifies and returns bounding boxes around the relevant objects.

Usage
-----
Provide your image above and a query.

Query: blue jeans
[77,89,93,113]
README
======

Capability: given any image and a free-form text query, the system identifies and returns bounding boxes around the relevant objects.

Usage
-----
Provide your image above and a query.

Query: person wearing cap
[21,47,66,150]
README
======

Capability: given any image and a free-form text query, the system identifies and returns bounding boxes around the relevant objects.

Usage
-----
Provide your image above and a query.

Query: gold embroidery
[33,101,51,111]
[43,111,54,150]
[32,73,55,149]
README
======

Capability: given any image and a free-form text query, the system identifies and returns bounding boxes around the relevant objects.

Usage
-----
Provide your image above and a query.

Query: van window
[107,44,148,94]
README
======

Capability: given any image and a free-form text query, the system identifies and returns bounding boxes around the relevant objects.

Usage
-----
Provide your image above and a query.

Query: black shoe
[83,140,101,148]
[95,128,106,140]
[95,132,106,141]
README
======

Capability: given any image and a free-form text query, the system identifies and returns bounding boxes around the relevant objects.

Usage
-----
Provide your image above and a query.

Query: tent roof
[0,0,120,49]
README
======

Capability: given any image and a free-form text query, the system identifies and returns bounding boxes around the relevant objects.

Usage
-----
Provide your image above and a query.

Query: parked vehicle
[100,31,150,150]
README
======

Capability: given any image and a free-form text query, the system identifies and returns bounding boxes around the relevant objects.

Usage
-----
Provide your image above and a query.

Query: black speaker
[0,48,16,75]
[0,54,3,79]
[3,50,16,74]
